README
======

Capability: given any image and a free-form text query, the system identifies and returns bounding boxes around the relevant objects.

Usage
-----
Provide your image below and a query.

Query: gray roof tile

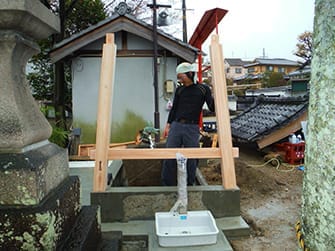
[231,96,308,142]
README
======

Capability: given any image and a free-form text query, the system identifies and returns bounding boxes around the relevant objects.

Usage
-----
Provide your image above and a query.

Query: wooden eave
[256,110,307,149]
[50,15,198,63]
[72,49,174,58]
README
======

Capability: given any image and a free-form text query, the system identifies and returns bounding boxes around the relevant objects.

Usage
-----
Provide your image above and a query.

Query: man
[161,62,215,186]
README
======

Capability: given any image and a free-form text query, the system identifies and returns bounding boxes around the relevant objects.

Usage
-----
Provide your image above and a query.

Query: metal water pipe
[148,1,171,143]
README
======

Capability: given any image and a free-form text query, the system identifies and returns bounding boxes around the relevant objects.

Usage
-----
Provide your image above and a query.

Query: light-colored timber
[209,34,237,188]
[93,34,116,192]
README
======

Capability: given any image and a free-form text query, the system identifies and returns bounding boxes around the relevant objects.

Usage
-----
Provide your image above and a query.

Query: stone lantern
[0,1,99,249]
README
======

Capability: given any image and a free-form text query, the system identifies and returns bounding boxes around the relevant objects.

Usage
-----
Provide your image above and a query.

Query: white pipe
[170,153,188,214]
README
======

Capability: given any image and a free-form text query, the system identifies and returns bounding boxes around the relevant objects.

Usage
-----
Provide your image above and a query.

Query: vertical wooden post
[209,34,237,189]
[93,33,116,192]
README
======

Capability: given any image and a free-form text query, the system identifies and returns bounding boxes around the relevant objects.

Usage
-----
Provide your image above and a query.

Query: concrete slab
[101,220,233,251]
[217,216,250,239]
[69,165,93,205]
[69,160,122,205]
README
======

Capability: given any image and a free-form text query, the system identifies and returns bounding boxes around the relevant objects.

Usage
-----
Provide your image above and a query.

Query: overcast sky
[165,0,315,61]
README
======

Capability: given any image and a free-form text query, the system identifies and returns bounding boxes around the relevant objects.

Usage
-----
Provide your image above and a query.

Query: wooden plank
[211,134,218,148]
[93,33,117,192]
[210,34,237,189]
[69,155,91,161]
[78,144,95,157]
[257,111,307,149]
[89,147,239,160]
[78,142,136,157]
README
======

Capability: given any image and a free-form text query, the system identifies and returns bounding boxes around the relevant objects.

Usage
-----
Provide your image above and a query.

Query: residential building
[245,58,299,75]
[224,58,249,80]
[288,65,311,95]
[235,58,300,85]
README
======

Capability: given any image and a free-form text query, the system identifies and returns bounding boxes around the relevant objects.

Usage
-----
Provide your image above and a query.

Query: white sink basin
[155,210,219,247]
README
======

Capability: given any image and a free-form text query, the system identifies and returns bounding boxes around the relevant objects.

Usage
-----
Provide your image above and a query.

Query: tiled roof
[246,85,291,95]
[244,58,299,67]
[233,73,262,81]
[288,65,311,77]
[231,96,308,143]
[225,58,246,66]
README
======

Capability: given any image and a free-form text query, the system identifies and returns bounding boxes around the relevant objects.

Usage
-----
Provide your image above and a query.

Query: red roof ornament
[189,8,228,47]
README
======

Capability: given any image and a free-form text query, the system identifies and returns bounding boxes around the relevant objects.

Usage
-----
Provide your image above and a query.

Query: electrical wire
[247,157,298,172]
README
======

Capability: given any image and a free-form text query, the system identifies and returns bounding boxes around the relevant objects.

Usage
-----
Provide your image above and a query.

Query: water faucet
[170,199,187,215]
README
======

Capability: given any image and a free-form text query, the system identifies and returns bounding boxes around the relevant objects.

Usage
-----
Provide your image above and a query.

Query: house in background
[234,58,300,85]
[50,5,199,144]
[244,65,311,98]
[245,58,300,76]
[288,65,311,96]
[224,58,250,80]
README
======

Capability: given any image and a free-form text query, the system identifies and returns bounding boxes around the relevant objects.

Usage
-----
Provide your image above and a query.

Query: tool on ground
[135,126,160,148]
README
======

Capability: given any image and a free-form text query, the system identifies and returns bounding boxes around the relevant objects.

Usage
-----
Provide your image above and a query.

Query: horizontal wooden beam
[89,147,239,160]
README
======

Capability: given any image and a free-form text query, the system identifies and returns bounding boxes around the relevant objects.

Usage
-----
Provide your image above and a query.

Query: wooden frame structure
[91,33,238,192]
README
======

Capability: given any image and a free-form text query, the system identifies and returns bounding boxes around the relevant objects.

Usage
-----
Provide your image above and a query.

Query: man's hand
[163,123,170,138]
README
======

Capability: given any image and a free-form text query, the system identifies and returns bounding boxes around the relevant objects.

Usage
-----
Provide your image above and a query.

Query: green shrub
[49,126,69,148]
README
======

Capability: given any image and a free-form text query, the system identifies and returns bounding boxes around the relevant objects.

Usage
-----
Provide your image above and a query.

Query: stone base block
[59,205,101,250]
[0,176,80,250]
[99,231,122,251]
[0,142,69,205]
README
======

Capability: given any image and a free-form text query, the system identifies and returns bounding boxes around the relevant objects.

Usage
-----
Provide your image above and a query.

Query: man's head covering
[176,62,197,74]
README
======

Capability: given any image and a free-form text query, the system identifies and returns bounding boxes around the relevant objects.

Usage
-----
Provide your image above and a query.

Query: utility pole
[148,1,171,143]
[175,0,193,43]
[182,0,187,43]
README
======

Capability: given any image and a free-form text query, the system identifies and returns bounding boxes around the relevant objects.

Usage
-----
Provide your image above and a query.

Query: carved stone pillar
[0,0,70,207]
[0,1,88,249]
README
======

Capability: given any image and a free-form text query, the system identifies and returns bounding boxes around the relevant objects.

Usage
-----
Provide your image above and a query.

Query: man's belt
[176,118,198,124]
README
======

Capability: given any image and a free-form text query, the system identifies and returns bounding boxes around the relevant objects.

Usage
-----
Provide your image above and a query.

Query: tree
[262,71,286,88]
[300,0,335,250]
[28,39,54,102]
[53,0,107,130]
[30,0,107,129]
[294,31,313,66]
[64,0,108,36]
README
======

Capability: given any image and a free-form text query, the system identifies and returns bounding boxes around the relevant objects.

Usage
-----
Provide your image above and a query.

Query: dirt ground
[200,145,304,251]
